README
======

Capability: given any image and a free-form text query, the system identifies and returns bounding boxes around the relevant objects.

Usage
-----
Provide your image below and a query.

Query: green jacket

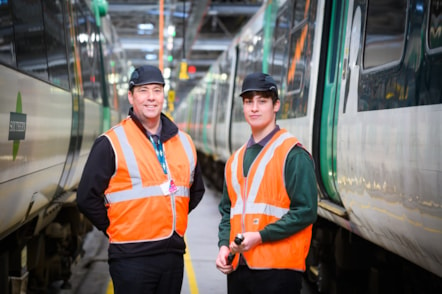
[218,143,318,248]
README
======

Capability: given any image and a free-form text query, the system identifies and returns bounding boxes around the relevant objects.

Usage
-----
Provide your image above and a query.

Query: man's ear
[128,90,134,105]
[273,99,281,113]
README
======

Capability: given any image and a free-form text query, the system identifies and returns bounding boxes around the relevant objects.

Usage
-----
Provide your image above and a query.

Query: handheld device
[227,233,244,265]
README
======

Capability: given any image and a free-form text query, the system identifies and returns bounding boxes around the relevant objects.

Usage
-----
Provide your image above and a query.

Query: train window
[112,54,131,112]
[283,0,315,119]
[232,73,245,122]
[75,7,102,101]
[187,92,197,138]
[292,0,308,27]
[103,35,116,109]
[358,0,442,110]
[13,0,48,80]
[0,1,14,66]
[429,0,442,49]
[250,33,263,72]
[243,32,264,74]
[363,0,406,69]
[195,91,205,142]
[233,30,265,122]
[0,0,70,88]
[43,0,69,89]
[216,58,230,123]
[100,19,127,111]
[274,5,290,41]
[206,73,216,134]
[271,4,290,108]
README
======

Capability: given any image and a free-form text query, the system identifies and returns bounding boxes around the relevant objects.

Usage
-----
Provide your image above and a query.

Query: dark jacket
[77,108,205,260]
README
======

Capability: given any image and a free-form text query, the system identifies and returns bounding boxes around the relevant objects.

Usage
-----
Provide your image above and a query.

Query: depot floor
[62,183,316,294]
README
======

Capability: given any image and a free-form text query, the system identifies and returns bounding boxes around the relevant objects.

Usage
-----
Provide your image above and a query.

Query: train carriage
[0,0,128,292]
[175,0,442,292]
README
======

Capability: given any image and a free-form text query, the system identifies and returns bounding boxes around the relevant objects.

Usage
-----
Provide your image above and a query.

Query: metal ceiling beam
[106,1,262,99]
[107,2,261,57]
[107,3,260,16]
[129,58,213,70]
[107,4,158,12]
[120,37,231,51]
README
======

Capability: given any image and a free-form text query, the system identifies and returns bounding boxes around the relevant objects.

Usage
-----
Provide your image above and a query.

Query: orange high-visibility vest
[103,117,196,244]
[225,129,312,270]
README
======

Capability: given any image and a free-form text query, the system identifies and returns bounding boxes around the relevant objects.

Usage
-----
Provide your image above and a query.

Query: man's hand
[230,231,262,253]
[216,246,233,274]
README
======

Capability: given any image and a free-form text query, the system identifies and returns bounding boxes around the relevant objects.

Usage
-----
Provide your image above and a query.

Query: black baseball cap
[129,65,165,90]
[239,72,278,99]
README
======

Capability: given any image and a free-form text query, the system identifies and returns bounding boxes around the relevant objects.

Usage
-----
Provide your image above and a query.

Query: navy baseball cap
[129,65,165,90]
[240,72,278,99]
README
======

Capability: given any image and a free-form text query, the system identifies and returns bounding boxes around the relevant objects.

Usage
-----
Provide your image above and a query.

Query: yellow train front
[0,0,128,293]
[174,0,442,292]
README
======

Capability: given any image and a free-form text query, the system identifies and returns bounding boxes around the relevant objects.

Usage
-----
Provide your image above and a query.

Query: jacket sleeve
[218,181,231,248]
[76,136,114,234]
[188,161,205,213]
[260,147,318,243]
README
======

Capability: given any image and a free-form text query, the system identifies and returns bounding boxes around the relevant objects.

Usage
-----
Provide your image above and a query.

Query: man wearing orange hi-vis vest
[77,65,205,294]
[216,72,317,294]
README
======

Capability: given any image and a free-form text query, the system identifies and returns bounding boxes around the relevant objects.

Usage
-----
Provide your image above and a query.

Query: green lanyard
[149,136,167,174]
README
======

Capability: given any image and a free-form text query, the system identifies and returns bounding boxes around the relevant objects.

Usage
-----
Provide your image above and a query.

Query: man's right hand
[215,246,233,275]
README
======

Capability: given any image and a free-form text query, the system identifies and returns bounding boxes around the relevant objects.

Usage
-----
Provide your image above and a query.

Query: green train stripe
[12,92,23,161]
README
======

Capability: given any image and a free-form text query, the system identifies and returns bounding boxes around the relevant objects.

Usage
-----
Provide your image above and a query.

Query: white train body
[175,0,442,291]
[0,0,128,292]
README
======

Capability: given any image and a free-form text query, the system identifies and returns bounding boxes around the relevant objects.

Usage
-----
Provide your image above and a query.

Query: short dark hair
[241,90,278,103]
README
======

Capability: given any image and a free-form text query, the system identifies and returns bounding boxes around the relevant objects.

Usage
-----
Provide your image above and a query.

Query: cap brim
[239,88,270,96]
[130,81,165,89]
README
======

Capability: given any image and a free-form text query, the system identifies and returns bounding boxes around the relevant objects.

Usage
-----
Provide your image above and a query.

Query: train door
[55,0,85,193]
[315,0,350,214]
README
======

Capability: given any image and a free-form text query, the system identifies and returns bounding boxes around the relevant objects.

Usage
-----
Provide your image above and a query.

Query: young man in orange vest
[215,72,318,294]
[77,65,205,294]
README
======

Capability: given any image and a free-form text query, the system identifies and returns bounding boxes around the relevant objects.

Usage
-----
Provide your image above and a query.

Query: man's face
[242,94,280,131]
[128,83,164,121]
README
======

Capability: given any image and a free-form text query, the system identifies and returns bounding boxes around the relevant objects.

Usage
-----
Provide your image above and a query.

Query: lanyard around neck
[149,136,168,174]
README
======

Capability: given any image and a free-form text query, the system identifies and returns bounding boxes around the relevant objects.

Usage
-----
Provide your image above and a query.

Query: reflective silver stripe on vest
[230,144,246,217]
[231,132,294,219]
[105,126,192,204]
[106,186,190,203]
[177,131,196,184]
[114,125,142,188]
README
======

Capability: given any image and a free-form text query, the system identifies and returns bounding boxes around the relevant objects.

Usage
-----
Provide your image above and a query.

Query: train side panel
[174,0,442,292]
[0,66,72,240]
[0,0,128,292]
[332,0,442,277]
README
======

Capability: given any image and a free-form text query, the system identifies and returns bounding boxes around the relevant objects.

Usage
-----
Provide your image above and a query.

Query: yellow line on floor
[106,278,113,294]
[184,235,199,294]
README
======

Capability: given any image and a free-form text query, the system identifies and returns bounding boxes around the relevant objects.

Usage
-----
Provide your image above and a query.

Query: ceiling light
[145,53,157,60]
[167,25,176,37]
[138,23,154,30]
[164,68,171,79]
